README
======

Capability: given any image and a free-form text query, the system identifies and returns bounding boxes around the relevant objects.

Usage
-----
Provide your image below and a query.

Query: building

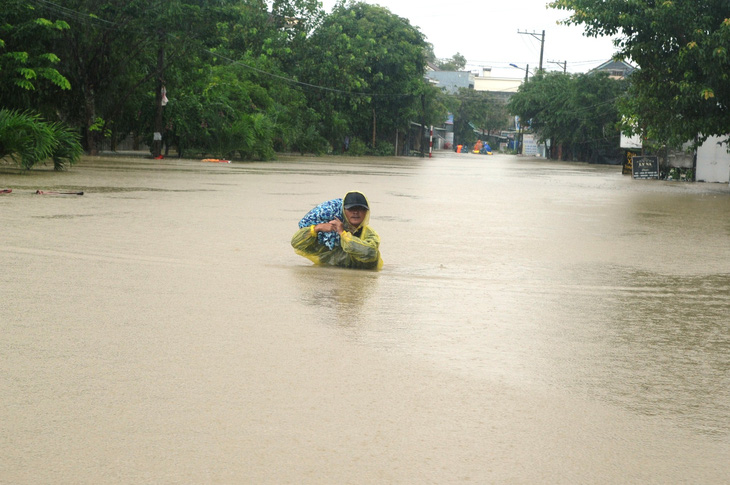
[424,70,474,94]
[590,59,636,79]
[472,67,522,103]
[696,136,730,183]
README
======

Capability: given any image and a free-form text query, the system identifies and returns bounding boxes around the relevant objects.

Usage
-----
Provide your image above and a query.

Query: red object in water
[154,155,164,159]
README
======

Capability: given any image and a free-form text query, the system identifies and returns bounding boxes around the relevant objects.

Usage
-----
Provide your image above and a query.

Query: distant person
[291,191,383,270]
[473,140,483,153]
[482,142,492,154]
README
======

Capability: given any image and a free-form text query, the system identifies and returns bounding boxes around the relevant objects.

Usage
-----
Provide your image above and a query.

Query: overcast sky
[319,0,620,77]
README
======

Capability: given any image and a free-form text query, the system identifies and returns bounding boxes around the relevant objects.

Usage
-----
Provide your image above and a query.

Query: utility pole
[549,60,567,73]
[518,30,545,72]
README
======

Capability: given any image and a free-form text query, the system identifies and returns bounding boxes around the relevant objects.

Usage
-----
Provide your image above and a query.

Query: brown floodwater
[2,152,729,483]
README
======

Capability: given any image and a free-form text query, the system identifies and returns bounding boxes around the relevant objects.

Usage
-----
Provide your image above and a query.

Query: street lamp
[509,63,529,84]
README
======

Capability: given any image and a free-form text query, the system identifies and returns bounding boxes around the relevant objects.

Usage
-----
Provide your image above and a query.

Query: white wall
[696,135,730,183]
[474,77,521,93]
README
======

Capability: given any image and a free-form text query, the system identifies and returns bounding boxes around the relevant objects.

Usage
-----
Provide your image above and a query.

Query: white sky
[319,0,620,77]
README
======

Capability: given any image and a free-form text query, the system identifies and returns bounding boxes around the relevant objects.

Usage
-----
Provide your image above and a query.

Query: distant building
[473,67,521,103]
[590,59,636,79]
[424,70,474,94]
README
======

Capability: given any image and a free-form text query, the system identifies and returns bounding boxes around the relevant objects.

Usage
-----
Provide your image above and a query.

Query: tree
[0,109,82,170]
[437,53,467,71]
[298,1,429,151]
[508,71,626,162]
[550,0,730,147]
[0,0,71,114]
[36,0,327,159]
[452,89,509,147]
[33,0,236,155]
[0,2,82,171]
[3,0,436,160]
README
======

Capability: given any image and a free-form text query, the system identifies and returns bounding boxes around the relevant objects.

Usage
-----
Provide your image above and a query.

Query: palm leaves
[0,109,82,170]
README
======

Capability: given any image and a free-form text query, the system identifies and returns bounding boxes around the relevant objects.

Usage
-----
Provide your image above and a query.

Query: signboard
[632,156,659,179]
[522,134,538,156]
[622,151,637,175]
[620,132,642,149]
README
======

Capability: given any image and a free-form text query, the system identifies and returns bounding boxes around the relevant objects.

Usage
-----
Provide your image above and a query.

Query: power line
[548,60,567,73]
[517,30,545,71]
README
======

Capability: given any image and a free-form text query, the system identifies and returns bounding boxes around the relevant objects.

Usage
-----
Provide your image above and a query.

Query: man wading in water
[291,191,383,270]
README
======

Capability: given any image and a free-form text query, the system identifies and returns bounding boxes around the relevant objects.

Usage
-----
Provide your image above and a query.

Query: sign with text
[522,134,538,156]
[632,156,659,179]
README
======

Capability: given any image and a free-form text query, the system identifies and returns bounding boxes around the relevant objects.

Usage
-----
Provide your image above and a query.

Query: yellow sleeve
[291,226,329,264]
[340,226,383,268]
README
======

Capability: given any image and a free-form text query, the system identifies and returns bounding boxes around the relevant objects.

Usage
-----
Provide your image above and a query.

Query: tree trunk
[371,108,376,148]
[152,33,165,158]
[420,94,426,158]
[84,83,99,156]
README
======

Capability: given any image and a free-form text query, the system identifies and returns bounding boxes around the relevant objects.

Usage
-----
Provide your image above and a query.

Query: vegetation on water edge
[2,0,726,168]
[0,110,82,170]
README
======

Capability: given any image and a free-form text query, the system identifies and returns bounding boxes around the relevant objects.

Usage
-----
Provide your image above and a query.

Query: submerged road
[2,152,729,483]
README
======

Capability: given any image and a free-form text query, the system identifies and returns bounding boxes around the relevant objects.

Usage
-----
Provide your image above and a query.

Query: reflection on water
[291,266,379,328]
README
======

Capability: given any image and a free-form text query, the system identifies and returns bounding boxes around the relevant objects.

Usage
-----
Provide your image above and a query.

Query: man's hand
[314,219,343,234]
[329,219,344,234]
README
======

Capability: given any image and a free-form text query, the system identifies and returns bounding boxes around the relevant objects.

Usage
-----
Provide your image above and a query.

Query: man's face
[345,206,367,226]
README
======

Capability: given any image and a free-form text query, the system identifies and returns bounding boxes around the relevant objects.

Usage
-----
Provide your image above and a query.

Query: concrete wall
[666,148,694,169]
[696,135,730,183]
[473,76,521,94]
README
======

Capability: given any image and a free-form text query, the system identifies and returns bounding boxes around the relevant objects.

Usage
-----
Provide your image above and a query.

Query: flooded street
[2,152,729,483]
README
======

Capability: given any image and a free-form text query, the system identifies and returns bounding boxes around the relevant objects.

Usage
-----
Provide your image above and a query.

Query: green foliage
[508,71,627,162]
[0,109,82,170]
[346,138,368,156]
[453,89,510,146]
[368,140,395,156]
[437,53,467,71]
[0,0,71,110]
[2,0,438,162]
[47,120,84,170]
[298,2,429,150]
[550,0,730,147]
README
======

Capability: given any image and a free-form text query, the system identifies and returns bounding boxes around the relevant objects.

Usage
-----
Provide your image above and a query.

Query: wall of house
[473,77,522,94]
[666,149,694,169]
[696,135,730,183]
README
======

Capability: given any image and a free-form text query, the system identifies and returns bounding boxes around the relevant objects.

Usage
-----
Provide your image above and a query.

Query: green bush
[369,141,395,157]
[346,138,368,156]
[294,124,329,155]
[0,109,82,170]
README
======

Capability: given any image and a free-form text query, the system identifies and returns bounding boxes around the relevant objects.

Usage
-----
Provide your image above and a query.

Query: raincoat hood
[342,191,370,232]
[297,191,372,250]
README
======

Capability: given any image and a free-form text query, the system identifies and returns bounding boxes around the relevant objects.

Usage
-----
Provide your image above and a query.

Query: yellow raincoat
[291,192,383,270]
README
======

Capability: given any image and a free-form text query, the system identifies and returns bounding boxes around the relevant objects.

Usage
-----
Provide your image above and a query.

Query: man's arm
[340,227,381,265]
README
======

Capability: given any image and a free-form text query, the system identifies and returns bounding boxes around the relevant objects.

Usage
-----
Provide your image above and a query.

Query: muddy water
[2,153,729,484]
